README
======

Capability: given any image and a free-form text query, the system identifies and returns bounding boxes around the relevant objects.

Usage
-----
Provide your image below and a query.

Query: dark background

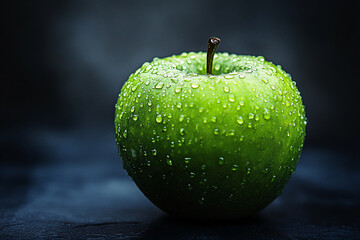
[1,0,359,239]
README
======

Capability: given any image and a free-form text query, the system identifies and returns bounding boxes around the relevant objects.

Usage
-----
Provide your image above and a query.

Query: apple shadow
[141,214,282,240]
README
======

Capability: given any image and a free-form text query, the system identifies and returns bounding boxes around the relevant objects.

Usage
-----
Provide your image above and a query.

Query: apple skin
[114,52,306,220]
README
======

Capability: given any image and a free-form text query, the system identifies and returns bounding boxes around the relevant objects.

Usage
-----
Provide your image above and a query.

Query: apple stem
[206,37,221,74]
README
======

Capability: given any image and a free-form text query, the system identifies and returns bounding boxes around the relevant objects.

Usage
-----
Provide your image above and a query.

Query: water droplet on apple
[271,175,277,182]
[261,79,269,84]
[228,94,235,102]
[263,108,271,120]
[218,157,224,165]
[237,116,244,124]
[249,113,255,119]
[226,130,235,136]
[213,128,219,135]
[130,106,135,112]
[132,115,139,121]
[179,115,185,122]
[131,84,139,91]
[191,83,199,89]
[152,149,157,156]
[224,75,234,79]
[180,128,185,135]
[223,86,230,93]
[239,74,246,79]
[166,155,172,166]
[211,116,217,122]
[175,86,182,93]
[156,114,162,123]
[232,165,239,171]
[123,130,128,138]
[155,82,164,89]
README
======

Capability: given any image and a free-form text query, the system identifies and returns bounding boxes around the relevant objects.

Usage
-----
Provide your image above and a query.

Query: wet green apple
[114,37,306,220]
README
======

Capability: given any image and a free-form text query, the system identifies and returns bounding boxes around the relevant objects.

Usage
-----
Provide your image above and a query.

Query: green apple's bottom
[126,162,293,220]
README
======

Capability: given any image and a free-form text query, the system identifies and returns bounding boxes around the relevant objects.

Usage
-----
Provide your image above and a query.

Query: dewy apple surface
[114,37,306,220]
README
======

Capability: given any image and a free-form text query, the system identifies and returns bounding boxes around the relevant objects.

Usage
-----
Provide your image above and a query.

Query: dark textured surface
[1,131,359,239]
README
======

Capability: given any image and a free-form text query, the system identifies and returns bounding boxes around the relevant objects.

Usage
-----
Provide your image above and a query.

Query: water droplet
[123,130,128,138]
[223,86,230,93]
[261,79,269,84]
[271,175,277,182]
[201,164,206,170]
[175,86,182,93]
[239,74,246,78]
[224,75,234,79]
[232,165,239,171]
[228,94,235,102]
[218,157,224,165]
[206,116,215,123]
[166,156,172,166]
[263,108,271,120]
[145,80,150,85]
[199,107,204,113]
[239,135,244,141]
[132,115,139,121]
[156,114,163,123]
[226,130,235,136]
[130,106,135,112]
[237,116,244,124]
[152,149,157,155]
[179,115,185,122]
[131,84,139,91]
[190,172,195,178]
[249,113,255,119]
[176,103,182,108]
[180,128,185,135]
[184,157,191,163]
[191,83,199,89]
[145,65,152,72]
[155,82,164,89]
[213,128,219,135]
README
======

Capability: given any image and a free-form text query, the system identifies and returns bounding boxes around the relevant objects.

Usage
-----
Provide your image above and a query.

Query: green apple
[114,37,306,220]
